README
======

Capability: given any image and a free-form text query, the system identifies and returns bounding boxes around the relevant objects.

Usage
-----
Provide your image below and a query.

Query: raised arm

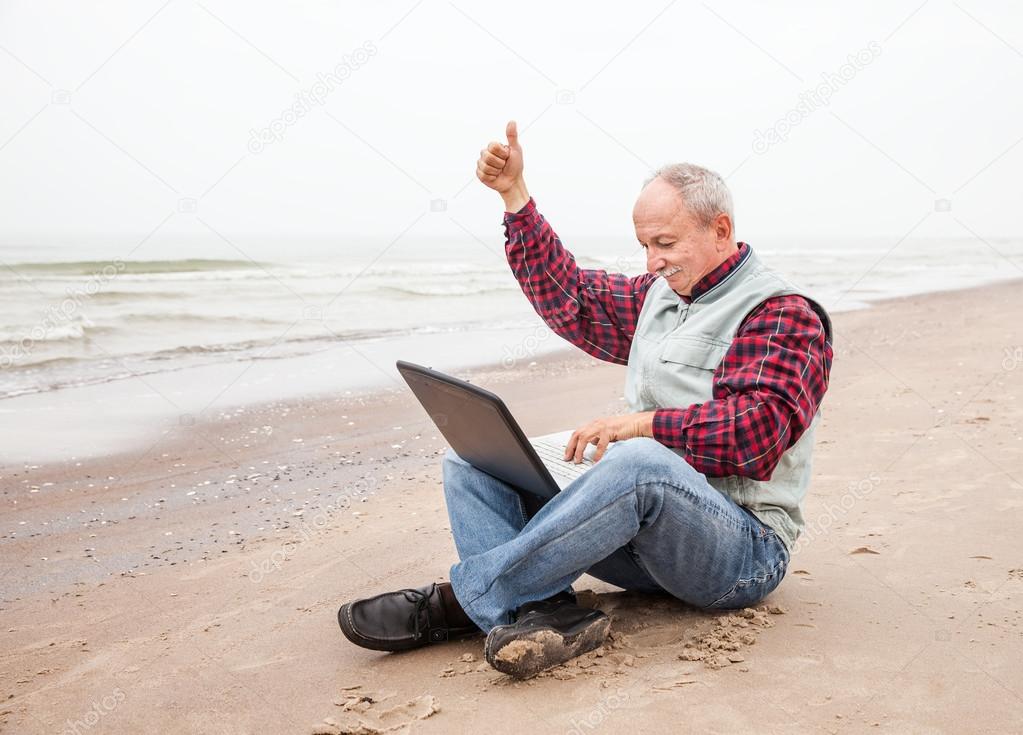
[477,121,655,364]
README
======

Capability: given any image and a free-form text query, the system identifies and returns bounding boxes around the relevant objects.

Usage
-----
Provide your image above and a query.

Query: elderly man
[338,121,833,679]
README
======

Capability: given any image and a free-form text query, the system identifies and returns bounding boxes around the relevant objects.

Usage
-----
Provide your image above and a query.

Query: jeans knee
[608,437,667,465]
[604,437,698,484]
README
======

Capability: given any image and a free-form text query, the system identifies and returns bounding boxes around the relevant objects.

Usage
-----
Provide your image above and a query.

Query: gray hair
[644,163,734,228]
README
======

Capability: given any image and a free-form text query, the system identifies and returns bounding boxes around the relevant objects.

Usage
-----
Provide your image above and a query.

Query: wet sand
[2,279,1022,734]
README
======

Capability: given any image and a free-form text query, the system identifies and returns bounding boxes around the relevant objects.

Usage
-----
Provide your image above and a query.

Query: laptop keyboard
[531,439,594,485]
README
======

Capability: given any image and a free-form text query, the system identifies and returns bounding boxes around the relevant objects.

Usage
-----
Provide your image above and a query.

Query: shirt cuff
[652,407,697,448]
[503,196,536,221]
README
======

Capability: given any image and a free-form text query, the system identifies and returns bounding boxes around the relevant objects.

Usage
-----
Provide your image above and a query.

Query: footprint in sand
[311,689,439,735]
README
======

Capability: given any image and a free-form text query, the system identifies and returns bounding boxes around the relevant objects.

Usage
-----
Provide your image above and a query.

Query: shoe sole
[485,614,611,679]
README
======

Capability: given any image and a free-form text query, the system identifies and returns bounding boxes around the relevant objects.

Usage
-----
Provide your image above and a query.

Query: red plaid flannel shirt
[504,198,832,481]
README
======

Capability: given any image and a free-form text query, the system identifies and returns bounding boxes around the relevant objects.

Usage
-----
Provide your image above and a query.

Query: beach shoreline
[2,278,1022,733]
[5,236,1023,465]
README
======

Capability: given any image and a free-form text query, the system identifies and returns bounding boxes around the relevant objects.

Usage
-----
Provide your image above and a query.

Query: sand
[1,279,1022,734]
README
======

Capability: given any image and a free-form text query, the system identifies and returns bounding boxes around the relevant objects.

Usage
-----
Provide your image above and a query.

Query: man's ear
[713,213,733,246]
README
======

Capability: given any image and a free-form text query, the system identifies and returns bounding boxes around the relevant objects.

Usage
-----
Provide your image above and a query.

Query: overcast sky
[0,1,1021,252]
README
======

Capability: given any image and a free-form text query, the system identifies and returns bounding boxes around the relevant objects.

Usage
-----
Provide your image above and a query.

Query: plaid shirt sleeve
[503,198,656,365]
[651,295,833,481]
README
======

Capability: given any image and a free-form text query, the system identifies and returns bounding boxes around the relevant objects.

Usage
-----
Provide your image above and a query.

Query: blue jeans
[444,437,790,631]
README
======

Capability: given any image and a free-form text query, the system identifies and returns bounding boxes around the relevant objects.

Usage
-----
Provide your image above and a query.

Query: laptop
[395,360,600,505]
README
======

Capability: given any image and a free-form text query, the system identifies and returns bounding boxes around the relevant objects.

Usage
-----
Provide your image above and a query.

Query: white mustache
[657,265,684,279]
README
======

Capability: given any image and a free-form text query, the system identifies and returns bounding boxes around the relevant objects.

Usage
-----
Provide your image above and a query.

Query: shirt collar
[682,242,750,303]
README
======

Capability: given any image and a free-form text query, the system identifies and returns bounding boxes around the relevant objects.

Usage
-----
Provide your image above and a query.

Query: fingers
[565,419,614,463]
[477,147,506,182]
[476,127,515,188]
[480,151,505,168]
[477,153,503,180]
[573,431,594,464]
[486,141,510,160]
[563,430,580,461]
[476,161,496,183]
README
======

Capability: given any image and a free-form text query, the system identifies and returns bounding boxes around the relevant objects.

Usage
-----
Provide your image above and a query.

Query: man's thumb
[505,120,519,147]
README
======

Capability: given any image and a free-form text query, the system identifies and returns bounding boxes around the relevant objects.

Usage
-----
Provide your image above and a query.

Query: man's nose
[646,252,665,273]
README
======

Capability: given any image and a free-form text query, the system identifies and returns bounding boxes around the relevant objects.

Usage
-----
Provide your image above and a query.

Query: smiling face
[632,176,737,297]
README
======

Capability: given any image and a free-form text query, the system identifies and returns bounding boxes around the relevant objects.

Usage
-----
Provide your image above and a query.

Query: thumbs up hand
[477,121,528,211]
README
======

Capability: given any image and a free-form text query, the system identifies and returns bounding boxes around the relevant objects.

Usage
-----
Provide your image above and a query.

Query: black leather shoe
[484,598,610,679]
[337,582,479,652]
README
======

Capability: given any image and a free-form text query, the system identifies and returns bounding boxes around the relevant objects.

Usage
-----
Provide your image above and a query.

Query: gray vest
[625,247,832,550]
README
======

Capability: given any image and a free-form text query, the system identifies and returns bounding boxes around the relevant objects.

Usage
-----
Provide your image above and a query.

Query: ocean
[2,234,1021,461]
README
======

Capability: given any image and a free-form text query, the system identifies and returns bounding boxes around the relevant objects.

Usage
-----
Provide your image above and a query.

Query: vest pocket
[659,337,730,370]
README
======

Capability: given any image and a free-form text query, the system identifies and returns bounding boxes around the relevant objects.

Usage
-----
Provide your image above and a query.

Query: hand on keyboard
[563,411,657,463]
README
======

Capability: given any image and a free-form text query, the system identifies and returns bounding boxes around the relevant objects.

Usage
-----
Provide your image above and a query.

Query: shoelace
[404,588,433,640]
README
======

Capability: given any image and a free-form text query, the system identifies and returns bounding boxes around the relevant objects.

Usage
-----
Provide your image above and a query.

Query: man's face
[632,177,735,297]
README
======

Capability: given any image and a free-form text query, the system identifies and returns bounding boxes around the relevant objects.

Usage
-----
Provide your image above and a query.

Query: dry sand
[2,280,1022,734]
